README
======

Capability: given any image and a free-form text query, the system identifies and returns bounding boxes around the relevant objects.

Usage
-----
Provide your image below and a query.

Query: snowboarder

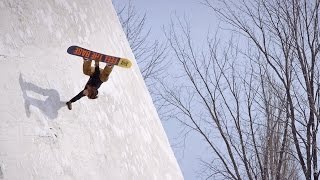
[66,58,114,110]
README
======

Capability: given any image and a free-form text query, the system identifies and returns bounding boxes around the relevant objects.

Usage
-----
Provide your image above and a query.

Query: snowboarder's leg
[100,64,114,82]
[83,59,95,76]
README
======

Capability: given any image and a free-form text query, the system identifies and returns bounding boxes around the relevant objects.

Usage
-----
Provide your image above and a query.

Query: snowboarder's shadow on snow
[19,73,65,119]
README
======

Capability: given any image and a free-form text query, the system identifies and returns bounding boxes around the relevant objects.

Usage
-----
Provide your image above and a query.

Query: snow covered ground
[0,0,183,179]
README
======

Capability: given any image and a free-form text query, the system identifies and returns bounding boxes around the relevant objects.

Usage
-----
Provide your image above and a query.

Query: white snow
[0,0,183,179]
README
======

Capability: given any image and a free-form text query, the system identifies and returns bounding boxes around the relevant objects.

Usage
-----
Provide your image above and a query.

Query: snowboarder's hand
[94,60,99,66]
[106,63,114,68]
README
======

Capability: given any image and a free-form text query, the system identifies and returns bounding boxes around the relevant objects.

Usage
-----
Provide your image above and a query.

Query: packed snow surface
[0,0,183,179]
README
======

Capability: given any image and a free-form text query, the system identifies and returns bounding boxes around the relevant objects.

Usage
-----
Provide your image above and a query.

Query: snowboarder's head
[84,85,98,99]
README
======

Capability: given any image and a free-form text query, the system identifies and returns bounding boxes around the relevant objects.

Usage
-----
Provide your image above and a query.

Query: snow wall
[0,0,183,179]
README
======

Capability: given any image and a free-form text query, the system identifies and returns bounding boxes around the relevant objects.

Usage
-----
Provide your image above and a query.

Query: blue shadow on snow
[19,73,65,119]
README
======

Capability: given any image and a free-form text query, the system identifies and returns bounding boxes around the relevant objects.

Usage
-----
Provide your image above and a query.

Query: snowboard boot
[66,101,72,110]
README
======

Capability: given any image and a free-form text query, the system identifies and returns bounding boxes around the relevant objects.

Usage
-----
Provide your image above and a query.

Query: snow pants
[82,60,113,82]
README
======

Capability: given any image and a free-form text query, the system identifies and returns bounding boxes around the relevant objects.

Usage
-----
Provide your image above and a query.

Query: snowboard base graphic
[67,46,132,68]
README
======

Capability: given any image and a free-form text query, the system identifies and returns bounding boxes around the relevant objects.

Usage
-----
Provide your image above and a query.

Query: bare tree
[202,0,320,179]
[158,16,299,179]
[113,0,168,84]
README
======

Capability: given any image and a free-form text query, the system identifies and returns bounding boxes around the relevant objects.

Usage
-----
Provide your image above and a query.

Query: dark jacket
[86,66,103,89]
[70,66,103,103]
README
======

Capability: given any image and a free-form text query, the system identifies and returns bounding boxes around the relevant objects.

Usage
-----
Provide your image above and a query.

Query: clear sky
[134,0,219,45]
[125,0,220,179]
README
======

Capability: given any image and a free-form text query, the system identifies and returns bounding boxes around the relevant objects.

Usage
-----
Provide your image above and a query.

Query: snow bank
[0,0,183,179]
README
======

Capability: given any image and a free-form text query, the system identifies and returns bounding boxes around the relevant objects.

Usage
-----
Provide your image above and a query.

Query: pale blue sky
[127,0,220,179]
[134,0,218,45]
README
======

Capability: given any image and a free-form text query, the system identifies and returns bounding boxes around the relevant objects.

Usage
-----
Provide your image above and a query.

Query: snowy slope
[0,0,183,179]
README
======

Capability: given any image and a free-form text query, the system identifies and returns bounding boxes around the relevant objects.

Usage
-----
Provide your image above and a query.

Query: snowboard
[67,45,132,68]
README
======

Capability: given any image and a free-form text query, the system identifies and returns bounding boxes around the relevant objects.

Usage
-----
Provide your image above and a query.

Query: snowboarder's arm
[69,90,85,103]
[95,60,99,67]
